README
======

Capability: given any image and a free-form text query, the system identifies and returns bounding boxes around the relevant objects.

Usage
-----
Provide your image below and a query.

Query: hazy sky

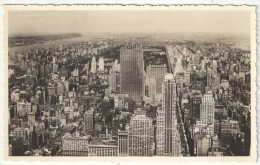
[8,10,251,35]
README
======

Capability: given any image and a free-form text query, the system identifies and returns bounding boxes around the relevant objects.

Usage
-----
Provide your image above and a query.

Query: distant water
[8,33,252,54]
[8,36,96,54]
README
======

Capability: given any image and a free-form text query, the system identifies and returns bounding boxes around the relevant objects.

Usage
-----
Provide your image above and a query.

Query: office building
[72,68,79,77]
[156,107,165,156]
[195,134,211,156]
[90,56,97,74]
[207,68,212,87]
[57,82,64,96]
[108,70,119,92]
[62,132,90,156]
[11,89,20,102]
[196,91,215,135]
[120,44,145,103]
[189,92,202,121]
[160,73,181,156]
[212,60,217,76]
[28,112,36,126]
[17,101,31,117]
[47,84,56,96]
[9,127,27,142]
[145,75,157,102]
[184,71,190,85]
[88,144,118,157]
[118,130,129,156]
[113,59,120,72]
[208,147,225,156]
[128,114,154,156]
[175,55,183,74]
[83,109,94,133]
[221,120,240,134]
[38,56,47,83]
[146,64,167,94]
[98,57,104,72]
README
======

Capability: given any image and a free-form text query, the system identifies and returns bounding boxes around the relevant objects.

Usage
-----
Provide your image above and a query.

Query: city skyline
[6,6,256,160]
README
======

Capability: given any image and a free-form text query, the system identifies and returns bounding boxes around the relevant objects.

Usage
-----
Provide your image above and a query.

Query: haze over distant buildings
[9,10,251,36]
[7,7,253,157]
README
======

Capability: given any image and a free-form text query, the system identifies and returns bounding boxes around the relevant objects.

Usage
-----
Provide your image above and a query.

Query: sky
[8,10,251,36]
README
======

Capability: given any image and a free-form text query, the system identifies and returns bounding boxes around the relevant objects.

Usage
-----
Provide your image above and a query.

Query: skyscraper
[146,64,167,94]
[189,92,202,121]
[159,73,181,156]
[118,130,129,156]
[207,68,212,87]
[108,70,119,92]
[175,56,183,74]
[62,132,91,156]
[38,56,47,84]
[184,71,191,85]
[145,75,157,102]
[120,44,145,103]
[83,109,94,134]
[195,134,211,156]
[196,91,215,135]
[98,57,104,72]
[156,107,165,156]
[128,113,154,156]
[113,59,120,72]
[90,56,97,74]
[28,112,36,126]
[212,60,217,76]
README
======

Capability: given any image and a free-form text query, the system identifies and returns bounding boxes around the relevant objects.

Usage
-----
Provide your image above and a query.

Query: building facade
[108,70,119,92]
[195,134,211,156]
[118,130,129,156]
[88,145,118,157]
[161,73,181,156]
[98,57,104,72]
[128,114,154,156]
[156,107,165,156]
[197,91,215,135]
[83,109,94,134]
[145,75,157,103]
[146,64,167,94]
[62,133,90,156]
[120,44,145,103]
[90,56,97,74]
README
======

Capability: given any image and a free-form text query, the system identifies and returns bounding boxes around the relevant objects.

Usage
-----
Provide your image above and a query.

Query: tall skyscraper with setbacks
[158,73,181,156]
[196,91,215,135]
[120,44,145,103]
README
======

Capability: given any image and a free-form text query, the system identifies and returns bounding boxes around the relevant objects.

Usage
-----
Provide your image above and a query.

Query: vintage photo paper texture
[2,5,257,162]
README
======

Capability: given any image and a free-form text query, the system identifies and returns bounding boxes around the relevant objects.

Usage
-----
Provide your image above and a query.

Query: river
[8,36,98,54]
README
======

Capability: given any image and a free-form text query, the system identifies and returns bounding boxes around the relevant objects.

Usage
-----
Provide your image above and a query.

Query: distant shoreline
[8,34,250,54]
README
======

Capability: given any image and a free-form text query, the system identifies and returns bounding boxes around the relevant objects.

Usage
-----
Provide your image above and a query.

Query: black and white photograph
[4,5,256,160]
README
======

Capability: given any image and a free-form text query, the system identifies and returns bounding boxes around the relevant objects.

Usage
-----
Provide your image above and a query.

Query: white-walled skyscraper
[98,57,104,72]
[157,73,181,156]
[212,60,217,76]
[128,113,154,156]
[90,56,97,74]
[196,91,215,135]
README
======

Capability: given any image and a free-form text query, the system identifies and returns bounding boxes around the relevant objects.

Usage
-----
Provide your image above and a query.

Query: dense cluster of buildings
[8,38,251,157]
